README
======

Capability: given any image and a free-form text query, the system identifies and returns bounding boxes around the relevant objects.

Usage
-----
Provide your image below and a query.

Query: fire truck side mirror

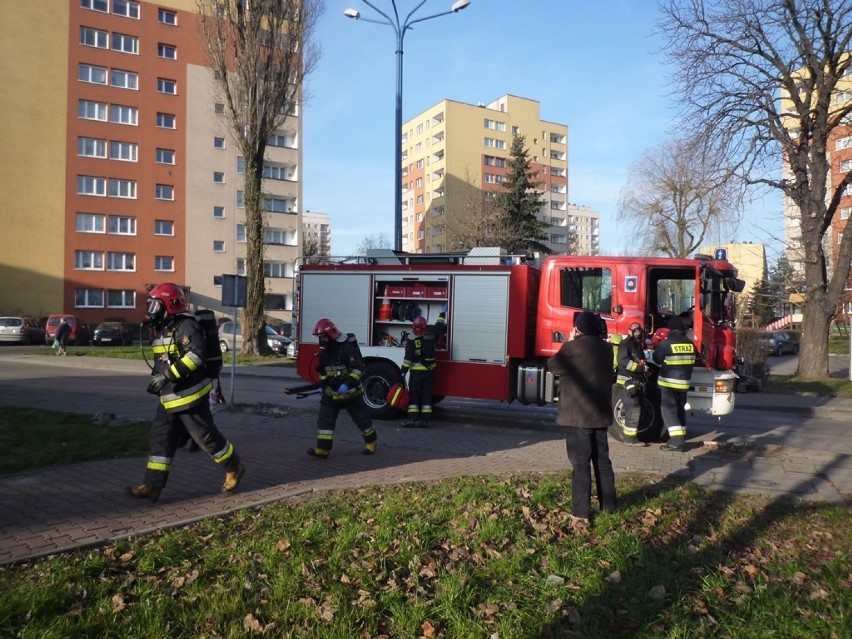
[553,331,567,343]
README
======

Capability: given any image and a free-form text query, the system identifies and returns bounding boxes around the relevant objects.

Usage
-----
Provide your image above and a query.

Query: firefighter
[308,318,377,458]
[400,315,436,428]
[652,316,696,452]
[615,322,649,445]
[128,283,244,502]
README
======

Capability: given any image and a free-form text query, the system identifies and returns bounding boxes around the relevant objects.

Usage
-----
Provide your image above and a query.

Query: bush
[736,327,769,364]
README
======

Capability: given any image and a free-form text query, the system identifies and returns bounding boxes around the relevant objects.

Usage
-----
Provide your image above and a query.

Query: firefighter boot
[128,483,161,503]
[307,448,329,459]
[363,440,377,455]
[222,463,245,493]
[660,436,686,452]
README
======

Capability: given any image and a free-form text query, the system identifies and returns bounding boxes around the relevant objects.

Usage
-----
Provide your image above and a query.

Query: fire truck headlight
[715,378,735,394]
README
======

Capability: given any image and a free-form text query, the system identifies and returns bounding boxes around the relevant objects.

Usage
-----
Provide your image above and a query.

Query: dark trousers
[563,427,617,519]
[617,384,642,438]
[145,401,240,489]
[315,395,376,452]
[407,369,434,417]
[659,387,687,438]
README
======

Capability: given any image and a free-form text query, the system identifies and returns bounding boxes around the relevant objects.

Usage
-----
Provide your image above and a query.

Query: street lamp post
[344,0,471,252]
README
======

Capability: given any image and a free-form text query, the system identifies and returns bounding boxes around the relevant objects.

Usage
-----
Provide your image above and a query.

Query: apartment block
[302,211,332,259]
[400,94,599,256]
[0,0,302,325]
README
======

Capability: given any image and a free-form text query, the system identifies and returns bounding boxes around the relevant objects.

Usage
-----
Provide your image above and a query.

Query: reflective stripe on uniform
[160,380,213,410]
[212,441,234,464]
[317,429,334,442]
[146,455,172,472]
[658,375,690,390]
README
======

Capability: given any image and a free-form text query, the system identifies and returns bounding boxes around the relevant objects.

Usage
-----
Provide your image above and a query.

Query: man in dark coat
[547,310,617,532]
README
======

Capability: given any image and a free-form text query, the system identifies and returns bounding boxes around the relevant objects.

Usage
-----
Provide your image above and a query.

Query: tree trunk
[242,157,270,356]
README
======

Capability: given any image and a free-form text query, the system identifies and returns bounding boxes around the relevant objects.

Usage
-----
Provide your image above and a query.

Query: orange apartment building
[0,0,302,326]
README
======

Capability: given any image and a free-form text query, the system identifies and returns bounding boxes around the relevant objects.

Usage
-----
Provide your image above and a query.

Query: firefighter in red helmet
[400,314,437,428]
[128,283,244,502]
[308,318,377,458]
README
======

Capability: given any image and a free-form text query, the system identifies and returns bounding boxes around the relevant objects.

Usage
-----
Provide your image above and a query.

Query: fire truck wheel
[610,392,660,443]
[361,360,403,420]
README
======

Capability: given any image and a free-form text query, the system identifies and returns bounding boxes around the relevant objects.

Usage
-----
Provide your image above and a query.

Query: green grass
[1,475,849,638]
[0,408,150,473]
[33,344,293,367]
[764,376,852,398]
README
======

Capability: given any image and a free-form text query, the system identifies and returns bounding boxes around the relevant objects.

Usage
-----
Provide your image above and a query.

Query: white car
[0,316,46,345]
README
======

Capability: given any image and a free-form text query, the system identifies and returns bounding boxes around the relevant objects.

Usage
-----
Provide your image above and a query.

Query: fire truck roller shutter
[451,274,510,363]
[299,273,371,346]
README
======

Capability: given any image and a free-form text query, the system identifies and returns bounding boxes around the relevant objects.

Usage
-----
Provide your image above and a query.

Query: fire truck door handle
[553,331,567,343]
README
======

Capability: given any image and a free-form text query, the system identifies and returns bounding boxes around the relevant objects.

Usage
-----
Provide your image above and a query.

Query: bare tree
[444,169,502,251]
[618,137,742,258]
[658,0,852,378]
[356,233,392,255]
[198,0,322,354]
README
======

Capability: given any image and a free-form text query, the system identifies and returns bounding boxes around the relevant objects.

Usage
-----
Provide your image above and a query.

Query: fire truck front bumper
[687,368,736,417]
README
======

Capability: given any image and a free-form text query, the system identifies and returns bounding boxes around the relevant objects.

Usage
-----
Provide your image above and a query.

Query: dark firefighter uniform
[144,314,241,489]
[311,331,377,458]
[615,328,648,441]
[400,317,436,428]
[652,318,696,450]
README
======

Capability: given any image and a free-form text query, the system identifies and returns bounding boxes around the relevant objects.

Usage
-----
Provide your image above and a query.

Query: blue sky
[302,0,783,258]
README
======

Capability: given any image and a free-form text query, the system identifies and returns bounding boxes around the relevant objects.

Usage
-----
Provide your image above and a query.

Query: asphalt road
[1,348,849,456]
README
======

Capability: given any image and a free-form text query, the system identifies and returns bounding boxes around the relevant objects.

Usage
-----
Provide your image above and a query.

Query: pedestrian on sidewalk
[55,318,71,356]
[652,316,696,452]
[128,283,244,503]
[547,310,617,532]
[308,318,377,459]
[400,314,436,428]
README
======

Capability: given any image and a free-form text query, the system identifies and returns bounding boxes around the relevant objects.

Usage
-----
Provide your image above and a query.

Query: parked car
[92,321,134,346]
[761,330,799,356]
[44,314,92,346]
[218,322,291,356]
[0,316,46,345]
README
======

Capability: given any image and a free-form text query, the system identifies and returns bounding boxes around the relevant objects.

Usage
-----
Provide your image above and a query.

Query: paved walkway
[1,355,851,566]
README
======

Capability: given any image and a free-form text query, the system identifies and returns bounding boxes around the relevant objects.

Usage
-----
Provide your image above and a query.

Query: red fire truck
[293,247,744,432]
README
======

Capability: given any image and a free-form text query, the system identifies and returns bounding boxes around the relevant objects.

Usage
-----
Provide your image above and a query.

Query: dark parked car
[92,321,134,346]
[0,316,46,345]
[761,330,799,356]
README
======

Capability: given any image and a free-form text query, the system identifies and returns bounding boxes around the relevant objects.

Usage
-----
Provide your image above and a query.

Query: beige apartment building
[302,211,332,259]
[401,94,599,256]
[0,0,301,326]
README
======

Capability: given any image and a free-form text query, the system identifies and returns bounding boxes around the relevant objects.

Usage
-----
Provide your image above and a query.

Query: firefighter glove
[147,372,170,395]
[337,383,349,394]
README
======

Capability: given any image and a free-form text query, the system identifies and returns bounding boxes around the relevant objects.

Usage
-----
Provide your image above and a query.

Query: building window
[75,288,105,308]
[108,178,136,198]
[110,69,138,89]
[236,258,245,275]
[155,184,174,200]
[155,256,174,271]
[80,26,108,48]
[108,215,136,235]
[79,64,107,85]
[840,159,852,173]
[75,250,104,270]
[81,0,108,12]
[112,0,139,18]
[157,78,177,94]
[109,104,138,125]
[157,43,177,59]
[236,224,246,242]
[213,172,225,184]
[263,261,291,278]
[484,156,505,168]
[263,196,295,213]
[109,140,137,162]
[213,240,225,252]
[77,137,107,158]
[78,99,107,121]
[484,137,506,150]
[107,252,135,271]
[416,159,424,169]
[154,220,174,235]
[76,212,105,233]
[77,175,107,196]
[268,132,297,148]
[111,33,138,54]
[484,118,506,132]
[156,148,175,164]
[836,136,852,151]
[158,8,177,24]
[214,137,225,149]
[841,207,851,221]
[156,113,176,128]
[236,191,244,208]
[213,206,225,218]
[107,290,136,307]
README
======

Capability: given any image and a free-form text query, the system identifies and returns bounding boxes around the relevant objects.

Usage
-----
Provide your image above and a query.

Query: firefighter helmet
[629,322,645,339]
[412,315,427,336]
[312,318,341,341]
[651,327,670,348]
[147,282,187,322]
